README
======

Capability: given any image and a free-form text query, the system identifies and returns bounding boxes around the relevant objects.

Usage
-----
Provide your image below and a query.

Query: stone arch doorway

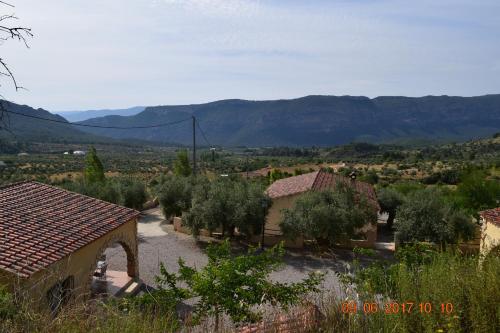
[90,234,139,297]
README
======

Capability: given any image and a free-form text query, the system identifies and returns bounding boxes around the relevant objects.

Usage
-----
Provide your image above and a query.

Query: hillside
[56,106,145,122]
[77,95,500,146]
[0,100,103,146]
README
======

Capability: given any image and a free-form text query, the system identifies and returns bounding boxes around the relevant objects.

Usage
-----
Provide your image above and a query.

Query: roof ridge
[0,180,33,190]
[311,169,324,189]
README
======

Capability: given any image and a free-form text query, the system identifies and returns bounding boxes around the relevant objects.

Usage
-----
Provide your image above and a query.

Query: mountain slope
[77,95,500,146]
[0,100,103,143]
[56,106,145,122]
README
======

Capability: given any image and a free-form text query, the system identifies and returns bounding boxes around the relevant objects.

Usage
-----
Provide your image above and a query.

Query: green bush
[60,177,148,210]
[395,188,476,247]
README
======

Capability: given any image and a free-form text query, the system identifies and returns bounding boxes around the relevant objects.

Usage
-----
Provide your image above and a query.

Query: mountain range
[1,95,499,147]
[77,95,500,146]
[56,106,145,122]
[0,101,100,143]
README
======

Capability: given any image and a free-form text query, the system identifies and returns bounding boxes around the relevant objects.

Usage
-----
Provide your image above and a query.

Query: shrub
[395,188,475,247]
[151,240,323,329]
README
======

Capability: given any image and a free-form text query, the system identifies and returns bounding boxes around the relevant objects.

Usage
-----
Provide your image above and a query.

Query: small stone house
[0,181,140,312]
[479,207,500,256]
[260,170,380,249]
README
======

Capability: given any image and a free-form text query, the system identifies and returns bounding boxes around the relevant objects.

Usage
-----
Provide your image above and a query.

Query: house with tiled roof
[260,170,380,249]
[479,207,500,256]
[0,181,141,312]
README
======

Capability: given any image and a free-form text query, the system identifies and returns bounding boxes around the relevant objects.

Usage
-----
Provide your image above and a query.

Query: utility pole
[246,154,249,179]
[192,116,196,175]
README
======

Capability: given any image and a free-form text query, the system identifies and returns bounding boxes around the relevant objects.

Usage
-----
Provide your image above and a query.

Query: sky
[2,0,500,111]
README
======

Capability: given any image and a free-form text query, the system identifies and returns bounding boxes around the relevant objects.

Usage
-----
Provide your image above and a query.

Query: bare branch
[0,2,32,130]
[0,1,14,8]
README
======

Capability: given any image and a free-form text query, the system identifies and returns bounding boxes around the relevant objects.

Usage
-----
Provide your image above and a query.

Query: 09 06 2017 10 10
[341,301,454,315]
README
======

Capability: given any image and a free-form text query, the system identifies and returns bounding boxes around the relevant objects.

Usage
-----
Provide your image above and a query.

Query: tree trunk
[386,211,395,229]
[214,307,220,332]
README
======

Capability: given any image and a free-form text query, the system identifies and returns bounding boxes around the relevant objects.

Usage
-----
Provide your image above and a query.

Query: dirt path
[105,208,384,293]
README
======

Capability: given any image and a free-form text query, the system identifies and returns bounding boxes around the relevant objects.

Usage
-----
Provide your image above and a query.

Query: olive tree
[377,187,405,229]
[281,185,377,246]
[183,178,270,238]
[155,175,193,220]
[395,188,476,247]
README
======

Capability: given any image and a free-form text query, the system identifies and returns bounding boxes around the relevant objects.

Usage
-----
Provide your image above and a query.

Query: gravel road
[105,208,368,293]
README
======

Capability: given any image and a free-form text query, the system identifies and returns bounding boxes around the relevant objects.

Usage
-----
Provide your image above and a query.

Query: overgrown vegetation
[323,245,500,333]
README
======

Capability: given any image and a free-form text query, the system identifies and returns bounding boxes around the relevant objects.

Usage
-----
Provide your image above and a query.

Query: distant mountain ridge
[77,94,500,146]
[0,100,101,143]
[56,106,145,122]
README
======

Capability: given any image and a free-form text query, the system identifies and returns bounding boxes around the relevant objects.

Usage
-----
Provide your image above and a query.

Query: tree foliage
[454,169,500,215]
[183,178,270,238]
[61,177,147,209]
[280,185,377,245]
[151,240,323,327]
[120,178,147,210]
[173,149,192,177]
[155,175,193,219]
[84,146,105,184]
[395,188,476,247]
[268,168,292,184]
[377,187,405,229]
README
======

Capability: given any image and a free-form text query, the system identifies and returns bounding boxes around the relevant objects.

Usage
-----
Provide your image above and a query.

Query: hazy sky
[3,0,500,111]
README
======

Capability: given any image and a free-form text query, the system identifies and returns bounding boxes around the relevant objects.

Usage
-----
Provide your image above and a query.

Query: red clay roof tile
[266,170,380,210]
[0,181,140,278]
[480,207,500,227]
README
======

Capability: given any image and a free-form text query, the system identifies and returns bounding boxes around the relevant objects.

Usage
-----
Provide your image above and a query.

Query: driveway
[105,208,377,293]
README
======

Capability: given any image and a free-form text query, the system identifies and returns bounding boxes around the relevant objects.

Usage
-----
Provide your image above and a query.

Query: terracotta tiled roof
[266,170,380,210]
[479,207,500,227]
[266,171,319,199]
[312,171,380,210]
[0,181,140,278]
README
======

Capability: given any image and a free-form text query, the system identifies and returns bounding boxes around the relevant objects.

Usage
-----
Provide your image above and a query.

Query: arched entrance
[90,235,139,297]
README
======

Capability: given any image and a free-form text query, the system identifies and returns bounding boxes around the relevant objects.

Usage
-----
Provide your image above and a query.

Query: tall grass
[0,299,179,333]
[2,252,498,332]
[320,252,500,332]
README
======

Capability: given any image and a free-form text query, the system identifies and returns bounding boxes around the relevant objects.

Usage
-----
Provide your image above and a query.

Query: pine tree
[173,149,192,177]
[84,146,105,184]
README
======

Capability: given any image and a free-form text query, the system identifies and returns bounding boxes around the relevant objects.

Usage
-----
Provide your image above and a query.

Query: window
[47,276,74,315]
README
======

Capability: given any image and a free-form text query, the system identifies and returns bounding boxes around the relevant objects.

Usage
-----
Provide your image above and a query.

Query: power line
[195,118,212,146]
[2,109,192,129]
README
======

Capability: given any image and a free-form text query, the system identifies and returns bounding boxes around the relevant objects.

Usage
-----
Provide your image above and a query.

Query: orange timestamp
[341,301,454,315]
